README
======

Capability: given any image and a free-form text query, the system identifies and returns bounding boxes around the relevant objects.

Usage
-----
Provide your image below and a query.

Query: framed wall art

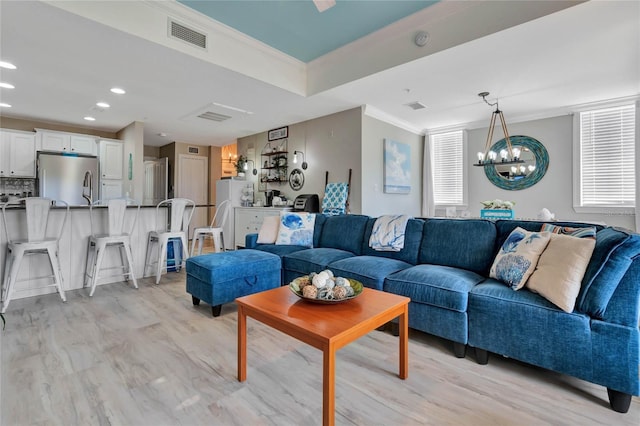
[268,126,288,141]
[383,138,411,194]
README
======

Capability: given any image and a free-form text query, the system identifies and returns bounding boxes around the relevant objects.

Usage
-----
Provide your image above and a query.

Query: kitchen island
[0,203,212,301]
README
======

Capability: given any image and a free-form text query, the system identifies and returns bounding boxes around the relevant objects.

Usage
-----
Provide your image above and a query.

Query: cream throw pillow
[526,233,595,312]
[256,215,280,244]
[490,227,551,290]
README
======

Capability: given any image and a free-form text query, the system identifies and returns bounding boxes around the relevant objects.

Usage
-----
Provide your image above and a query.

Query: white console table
[234,207,291,248]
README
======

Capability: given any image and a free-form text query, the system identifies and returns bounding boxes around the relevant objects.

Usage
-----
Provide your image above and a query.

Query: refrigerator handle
[40,170,46,197]
[82,170,93,205]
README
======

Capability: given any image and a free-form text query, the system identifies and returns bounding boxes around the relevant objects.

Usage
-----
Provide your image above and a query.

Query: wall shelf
[260,140,288,184]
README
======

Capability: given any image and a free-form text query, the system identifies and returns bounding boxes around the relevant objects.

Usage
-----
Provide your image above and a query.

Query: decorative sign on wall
[268,126,288,141]
[383,139,411,194]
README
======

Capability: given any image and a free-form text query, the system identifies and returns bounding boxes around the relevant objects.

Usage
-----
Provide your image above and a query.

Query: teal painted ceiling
[178,0,438,62]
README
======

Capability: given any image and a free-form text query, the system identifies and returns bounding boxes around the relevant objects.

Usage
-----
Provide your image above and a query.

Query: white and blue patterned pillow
[275,212,315,247]
[490,227,551,290]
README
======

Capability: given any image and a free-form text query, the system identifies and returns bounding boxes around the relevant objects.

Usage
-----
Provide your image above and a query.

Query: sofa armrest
[245,233,258,249]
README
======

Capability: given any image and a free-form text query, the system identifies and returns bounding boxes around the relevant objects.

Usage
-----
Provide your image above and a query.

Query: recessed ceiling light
[0,103,12,108]
[110,87,126,95]
[0,82,15,89]
[96,102,110,108]
[84,116,96,121]
[158,132,167,137]
[0,61,16,70]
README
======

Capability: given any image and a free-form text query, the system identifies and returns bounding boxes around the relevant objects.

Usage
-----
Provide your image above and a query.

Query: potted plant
[234,155,247,178]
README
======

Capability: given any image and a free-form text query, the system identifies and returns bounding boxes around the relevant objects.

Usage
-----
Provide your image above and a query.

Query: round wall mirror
[484,135,549,190]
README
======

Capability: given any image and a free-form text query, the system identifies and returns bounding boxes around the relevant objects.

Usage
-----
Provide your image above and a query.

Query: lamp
[474,92,524,168]
[293,150,308,170]
[243,159,258,175]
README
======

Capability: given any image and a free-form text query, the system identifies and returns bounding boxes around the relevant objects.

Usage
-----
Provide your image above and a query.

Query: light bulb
[519,165,526,174]
[513,148,521,159]
[243,162,248,171]
[528,165,535,172]
[500,149,508,160]
[477,152,485,163]
[293,153,298,164]
[510,166,517,174]
[488,151,497,161]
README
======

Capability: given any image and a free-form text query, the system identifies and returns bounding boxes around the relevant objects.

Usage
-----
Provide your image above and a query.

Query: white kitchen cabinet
[100,180,123,200]
[99,140,124,180]
[36,129,97,155]
[234,207,290,248]
[0,130,36,178]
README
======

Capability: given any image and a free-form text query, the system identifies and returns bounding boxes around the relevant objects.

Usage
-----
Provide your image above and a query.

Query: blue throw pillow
[276,212,315,248]
[490,227,551,290]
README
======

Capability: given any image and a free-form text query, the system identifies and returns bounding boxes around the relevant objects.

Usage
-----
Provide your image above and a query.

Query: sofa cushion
[276,212,315,247]
[526,233,596,312]
[360,218,424,265]
[419,219,497,274]
[318,214,369,254]
[384,264,485,312]
[577,227,640,318]
[489,227,551,290]
[283,247,355,276]
[328,255,412,290]
[253,244,309,257]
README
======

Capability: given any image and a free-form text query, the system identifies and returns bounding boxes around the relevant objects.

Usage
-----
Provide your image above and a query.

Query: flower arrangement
[481,199,515,210]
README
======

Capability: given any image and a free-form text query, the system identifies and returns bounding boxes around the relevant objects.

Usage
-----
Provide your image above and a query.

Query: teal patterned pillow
[540,223,596,239]
[490,227,551,290]
[275,212,316,247]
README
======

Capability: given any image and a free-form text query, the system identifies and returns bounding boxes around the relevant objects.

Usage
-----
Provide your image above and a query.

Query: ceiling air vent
[169,19,207,49]
[405,101,427,110]
[197,111,231,122]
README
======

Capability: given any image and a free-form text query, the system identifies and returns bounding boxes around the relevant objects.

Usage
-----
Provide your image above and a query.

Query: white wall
[467,114,635,230]
[361,114,423,217]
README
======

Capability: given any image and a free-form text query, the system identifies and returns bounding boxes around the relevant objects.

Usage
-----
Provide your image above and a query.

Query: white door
[99,140,124,180]
[143,158,168,205]
[178,154,208,239]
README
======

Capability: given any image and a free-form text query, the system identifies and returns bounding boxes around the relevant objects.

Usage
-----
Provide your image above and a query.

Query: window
[575,104,636,211]
[429,130,466,206]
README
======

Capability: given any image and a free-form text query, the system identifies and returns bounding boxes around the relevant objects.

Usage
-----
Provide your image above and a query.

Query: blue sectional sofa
[245,214,640,413]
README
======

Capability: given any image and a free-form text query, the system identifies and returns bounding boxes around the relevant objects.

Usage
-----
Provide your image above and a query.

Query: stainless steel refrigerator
[37,152,99,205]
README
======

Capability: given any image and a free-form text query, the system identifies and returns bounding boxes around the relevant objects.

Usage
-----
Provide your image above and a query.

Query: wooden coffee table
[236,286,410,426]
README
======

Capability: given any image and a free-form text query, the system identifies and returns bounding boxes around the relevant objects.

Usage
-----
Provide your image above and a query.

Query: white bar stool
[144,198,195,284]
[84,198,140,296]
[1,198,69,313]
[190,199,230,256]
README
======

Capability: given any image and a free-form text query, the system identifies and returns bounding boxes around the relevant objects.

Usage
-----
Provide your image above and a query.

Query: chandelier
[474,92,524,168]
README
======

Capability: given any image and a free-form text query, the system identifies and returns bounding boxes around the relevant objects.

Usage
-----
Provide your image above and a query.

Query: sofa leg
[475,348,489,365]
[192,296,200,306]
[211,305,222,317]
[389,321,399,337]
[607,388,632,413]
[453,342,466,358]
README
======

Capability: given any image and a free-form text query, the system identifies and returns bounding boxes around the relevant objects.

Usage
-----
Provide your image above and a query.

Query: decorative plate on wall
[289,168,304,191]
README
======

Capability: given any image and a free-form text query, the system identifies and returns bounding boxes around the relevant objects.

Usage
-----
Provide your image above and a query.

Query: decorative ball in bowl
[289,270,363,304]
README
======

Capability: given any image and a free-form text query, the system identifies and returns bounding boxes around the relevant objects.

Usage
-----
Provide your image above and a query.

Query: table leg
[323,345,336,426]
[399,305,408,379]
[238,305,247,382]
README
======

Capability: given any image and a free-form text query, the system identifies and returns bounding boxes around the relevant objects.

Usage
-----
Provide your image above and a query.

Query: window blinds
[580,105,636,206]
[430,131,463,205]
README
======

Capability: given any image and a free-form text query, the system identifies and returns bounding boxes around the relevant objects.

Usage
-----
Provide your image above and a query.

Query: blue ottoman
[186,249,281,317]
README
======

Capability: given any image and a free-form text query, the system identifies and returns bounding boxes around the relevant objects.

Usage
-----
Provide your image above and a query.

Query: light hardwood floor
[1,271,639,425]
